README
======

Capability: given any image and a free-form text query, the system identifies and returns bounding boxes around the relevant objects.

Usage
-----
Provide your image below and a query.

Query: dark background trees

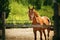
[0,0,10,19]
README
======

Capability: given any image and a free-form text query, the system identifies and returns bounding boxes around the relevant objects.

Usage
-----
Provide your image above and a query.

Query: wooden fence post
[2,12,6,40]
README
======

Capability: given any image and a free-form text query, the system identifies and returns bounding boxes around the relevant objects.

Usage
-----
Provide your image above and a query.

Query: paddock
[0,28,54,40]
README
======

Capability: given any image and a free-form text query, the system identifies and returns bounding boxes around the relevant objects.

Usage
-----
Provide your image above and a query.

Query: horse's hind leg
[39,30,42,40]
[43,29,46,40]
[33,30,37,40]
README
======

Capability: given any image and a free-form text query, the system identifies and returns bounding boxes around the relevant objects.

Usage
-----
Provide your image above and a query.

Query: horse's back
[41,16,51,25]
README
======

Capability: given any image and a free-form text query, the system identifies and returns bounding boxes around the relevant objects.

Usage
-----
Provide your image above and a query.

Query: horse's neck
[32,15,41,24]
[32,16,37,24]
[33,11,39,17]
[32,11,42,24]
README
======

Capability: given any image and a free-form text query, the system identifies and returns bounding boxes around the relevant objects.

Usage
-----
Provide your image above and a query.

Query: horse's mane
[33,9,40,17]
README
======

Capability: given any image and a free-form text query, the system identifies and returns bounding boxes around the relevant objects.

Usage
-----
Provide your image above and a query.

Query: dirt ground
[5,28,54,40]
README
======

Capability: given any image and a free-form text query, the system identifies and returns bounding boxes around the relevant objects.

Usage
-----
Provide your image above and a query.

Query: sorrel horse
[28,7,51,40]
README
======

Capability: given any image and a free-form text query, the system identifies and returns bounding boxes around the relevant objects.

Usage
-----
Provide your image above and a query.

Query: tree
[57,0,60,4]
[28,0,41,9]
[0,0,10,19]
[53,0,60,40]
[44,0,53,6]
[35,0,41,9]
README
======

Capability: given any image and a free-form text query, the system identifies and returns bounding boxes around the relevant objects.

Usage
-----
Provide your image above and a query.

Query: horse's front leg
[43,29,46,40]
[47,29,50,40]
[39,30,42,40]
[33,29,37,40]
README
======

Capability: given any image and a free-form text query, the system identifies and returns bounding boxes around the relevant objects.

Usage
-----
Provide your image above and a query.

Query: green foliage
[28,0,42,9]
[6,0,54,25]
[35,0,41,9]
[43,0,53,6]
[38,6,54,23]
[39,6,53,18]
[0,0,10,18]
[57,0,60,4]
[6,1,30,24]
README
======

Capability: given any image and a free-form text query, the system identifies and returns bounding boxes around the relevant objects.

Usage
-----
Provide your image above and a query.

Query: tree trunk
[53,0,60,40]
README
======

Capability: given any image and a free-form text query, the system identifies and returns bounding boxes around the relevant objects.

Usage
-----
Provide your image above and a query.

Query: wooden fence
[0,12,54,40]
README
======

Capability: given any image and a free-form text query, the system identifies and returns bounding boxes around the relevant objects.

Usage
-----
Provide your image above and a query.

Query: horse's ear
[33,6,34,9]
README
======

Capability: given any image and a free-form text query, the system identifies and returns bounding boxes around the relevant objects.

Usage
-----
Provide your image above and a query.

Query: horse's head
[28,6,35,20]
